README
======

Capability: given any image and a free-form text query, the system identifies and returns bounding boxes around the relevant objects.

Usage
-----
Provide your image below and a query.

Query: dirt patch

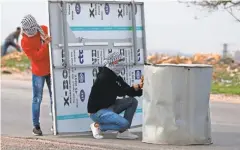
[210,94,240,104]
[1,51,30,73]
[1,72,32,81]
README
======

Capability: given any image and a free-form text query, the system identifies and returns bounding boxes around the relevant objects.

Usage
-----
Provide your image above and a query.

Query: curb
[1,74,32,81]
[1,135,148,150]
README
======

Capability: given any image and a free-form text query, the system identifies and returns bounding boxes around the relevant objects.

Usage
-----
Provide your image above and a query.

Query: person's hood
[103,52,125,75]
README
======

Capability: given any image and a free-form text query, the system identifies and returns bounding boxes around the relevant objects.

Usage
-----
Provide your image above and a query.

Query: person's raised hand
[139,76,144,89]
[44,36,52,44]
[132,84,140,91]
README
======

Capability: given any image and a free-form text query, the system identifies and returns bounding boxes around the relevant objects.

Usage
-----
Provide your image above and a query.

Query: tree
[178,0,240,22]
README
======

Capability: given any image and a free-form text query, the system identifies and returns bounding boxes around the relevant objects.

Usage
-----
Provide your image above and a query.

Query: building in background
[222,43,228,59]
[234,50,240,64]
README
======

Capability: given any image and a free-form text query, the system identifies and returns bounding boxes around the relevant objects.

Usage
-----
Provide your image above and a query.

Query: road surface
[1,78,240,150]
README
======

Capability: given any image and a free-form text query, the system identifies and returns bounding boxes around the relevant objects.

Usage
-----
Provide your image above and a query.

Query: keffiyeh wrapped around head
[21,14,46,40]
[103,52,125,75]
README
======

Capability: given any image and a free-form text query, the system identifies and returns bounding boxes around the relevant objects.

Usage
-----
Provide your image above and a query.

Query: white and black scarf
[21,14,46,41]
[103,52,125,75]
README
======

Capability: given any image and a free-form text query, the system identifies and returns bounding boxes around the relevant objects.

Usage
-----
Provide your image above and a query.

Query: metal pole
[141,3,147,63]
[131,0,137,64]
[62,1,70,67]
[48,1,58,136]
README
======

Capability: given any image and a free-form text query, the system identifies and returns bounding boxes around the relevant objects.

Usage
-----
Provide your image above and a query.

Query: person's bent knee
[119,119,130,131]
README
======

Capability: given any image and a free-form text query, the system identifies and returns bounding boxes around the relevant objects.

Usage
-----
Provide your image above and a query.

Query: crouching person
[87,52,143,140]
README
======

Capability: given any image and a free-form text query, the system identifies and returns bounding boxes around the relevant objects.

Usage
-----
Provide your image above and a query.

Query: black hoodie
[87,67,142,113]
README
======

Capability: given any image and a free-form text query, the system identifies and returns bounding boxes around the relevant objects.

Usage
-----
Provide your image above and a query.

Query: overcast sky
[1,0,239,54]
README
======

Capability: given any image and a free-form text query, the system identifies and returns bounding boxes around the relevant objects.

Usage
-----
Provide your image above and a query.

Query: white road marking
[211,122,240,127]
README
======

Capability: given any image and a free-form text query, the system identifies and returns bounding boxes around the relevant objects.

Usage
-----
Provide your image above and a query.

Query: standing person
[87,52,143,139]
[21,14,52,136]
[1,27,22,56]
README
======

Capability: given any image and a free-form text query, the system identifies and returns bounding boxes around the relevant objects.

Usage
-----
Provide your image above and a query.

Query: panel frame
[48,0,144,5]
[48,0,147,135]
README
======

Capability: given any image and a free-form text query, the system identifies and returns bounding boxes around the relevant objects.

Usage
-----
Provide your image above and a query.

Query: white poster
[54,65,143,132]
[66,3,143,39]
[53,48,144,66]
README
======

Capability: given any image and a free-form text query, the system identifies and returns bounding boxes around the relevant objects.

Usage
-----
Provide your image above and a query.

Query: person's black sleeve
[90,72,106,99]
[116,76,142,97]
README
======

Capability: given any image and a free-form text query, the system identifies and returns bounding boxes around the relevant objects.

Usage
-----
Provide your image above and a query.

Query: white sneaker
[90,123,103,139]
[116,130,138,140]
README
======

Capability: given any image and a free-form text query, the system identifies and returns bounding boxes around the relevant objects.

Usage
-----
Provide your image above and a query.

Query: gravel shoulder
[210,94,240,104]
[1,136,110,150]
[1,73,32,81]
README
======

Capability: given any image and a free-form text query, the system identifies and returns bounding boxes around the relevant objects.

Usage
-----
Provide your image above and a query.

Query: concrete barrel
[142,64,213,145]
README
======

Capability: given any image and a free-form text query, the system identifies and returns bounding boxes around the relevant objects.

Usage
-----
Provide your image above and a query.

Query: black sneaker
[32,126,42,136]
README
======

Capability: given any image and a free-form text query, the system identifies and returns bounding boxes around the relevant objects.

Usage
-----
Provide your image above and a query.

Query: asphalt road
[1,78,240,150]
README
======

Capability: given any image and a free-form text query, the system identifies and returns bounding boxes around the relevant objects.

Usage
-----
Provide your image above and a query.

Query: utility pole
[223,43,228,59]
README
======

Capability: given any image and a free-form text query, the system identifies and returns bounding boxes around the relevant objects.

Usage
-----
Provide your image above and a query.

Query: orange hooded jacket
[21,25,50,76]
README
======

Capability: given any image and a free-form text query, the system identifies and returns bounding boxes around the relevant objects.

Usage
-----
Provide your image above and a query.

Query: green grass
[211,83,240,95]
[211,67,240,95]
[2,55,30,72]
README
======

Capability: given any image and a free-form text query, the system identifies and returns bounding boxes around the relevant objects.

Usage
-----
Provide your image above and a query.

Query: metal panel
[48,0,146,134]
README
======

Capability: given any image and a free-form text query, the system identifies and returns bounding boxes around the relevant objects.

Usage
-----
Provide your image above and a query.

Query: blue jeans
[32,74,52,127]
[90,97,138,132]
[1,41,21,56]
